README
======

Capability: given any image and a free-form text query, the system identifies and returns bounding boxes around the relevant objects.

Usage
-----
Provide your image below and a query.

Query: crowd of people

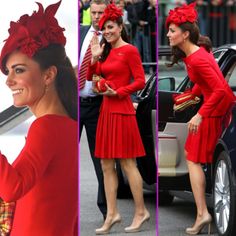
[80,0,157,74]
[159,0,236,47]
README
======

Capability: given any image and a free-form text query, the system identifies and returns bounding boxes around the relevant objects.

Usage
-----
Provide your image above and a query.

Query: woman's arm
[192,58,226,117]
[116,47,145,98]
[0,118,56,202]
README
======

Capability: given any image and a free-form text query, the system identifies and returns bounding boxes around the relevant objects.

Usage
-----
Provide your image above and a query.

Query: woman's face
[167,23,185,47]
[5,51,47,108]
[102,20,122,45]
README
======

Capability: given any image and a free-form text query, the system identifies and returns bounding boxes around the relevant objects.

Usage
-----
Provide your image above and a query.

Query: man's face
[90,3,106,30]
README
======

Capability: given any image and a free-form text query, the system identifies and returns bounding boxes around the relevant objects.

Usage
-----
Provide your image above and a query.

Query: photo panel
[158,1,236,235]
[79,0,157,235]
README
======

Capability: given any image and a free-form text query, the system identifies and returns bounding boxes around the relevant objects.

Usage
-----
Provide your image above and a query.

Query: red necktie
[79,44,92,90]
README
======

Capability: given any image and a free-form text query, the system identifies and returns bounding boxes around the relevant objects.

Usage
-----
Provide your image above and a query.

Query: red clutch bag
[92,74,108,93]
[173,90,200,112]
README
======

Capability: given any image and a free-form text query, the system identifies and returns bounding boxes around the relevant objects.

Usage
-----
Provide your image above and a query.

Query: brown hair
[168,22,212,66]
[33,44,77,121]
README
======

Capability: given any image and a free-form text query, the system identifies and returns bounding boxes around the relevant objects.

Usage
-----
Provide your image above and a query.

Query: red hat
[98,3,123,30]
[0,0,66,74]
[166,2,198,28]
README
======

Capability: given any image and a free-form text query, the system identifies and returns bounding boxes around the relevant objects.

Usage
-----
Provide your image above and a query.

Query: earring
[45,85,49,93]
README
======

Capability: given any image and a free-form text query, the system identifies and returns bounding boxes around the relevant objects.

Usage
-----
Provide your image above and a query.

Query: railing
[158,2,236,47]
[0,106,32,134]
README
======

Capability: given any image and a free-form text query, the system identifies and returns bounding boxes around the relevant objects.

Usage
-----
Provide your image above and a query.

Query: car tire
[159,191,174,206]
[116,161,132,199]
[213,151,236,236]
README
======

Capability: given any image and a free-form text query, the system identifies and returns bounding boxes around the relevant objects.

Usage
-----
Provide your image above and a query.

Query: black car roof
[158,44,236,57]
[216,44,236,51]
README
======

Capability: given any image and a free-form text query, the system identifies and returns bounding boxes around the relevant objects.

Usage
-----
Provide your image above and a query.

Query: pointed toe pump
[95,214,121,235]
[185,213,212,235]
[124,211,150,233]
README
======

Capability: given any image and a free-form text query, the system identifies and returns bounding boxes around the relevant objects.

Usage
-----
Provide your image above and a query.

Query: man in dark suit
[79,0,108,220]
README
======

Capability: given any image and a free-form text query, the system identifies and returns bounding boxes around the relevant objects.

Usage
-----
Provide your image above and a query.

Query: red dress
[0,115,78,236]
[183,47,235,163]
[87,44,146,158]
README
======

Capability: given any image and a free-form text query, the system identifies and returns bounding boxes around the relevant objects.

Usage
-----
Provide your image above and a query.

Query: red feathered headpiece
[165,2,198,28]
[0,0,66,74]
[98,3,123,30]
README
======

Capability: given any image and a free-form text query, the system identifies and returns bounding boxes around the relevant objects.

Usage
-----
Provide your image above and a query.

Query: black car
[158,44,236,236]
[117,71,157,197]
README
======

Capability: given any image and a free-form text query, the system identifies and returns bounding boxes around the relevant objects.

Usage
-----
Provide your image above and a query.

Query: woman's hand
[100,84,117,97]
[188,113,202,134]
[133,102,138,110]
[90,33,104,64]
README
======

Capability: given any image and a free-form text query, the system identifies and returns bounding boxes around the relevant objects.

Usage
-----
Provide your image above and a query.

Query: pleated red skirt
[185,117,223,164]
[95,110,146,159]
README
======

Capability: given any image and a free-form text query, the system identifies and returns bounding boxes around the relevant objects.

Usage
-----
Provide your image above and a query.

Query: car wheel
[159,191,174,206]
[116,161,132,199]
[213,151,236,236]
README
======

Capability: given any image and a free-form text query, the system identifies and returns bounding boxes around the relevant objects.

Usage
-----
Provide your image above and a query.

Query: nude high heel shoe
[124,211,150,233]
[185,213,212,235]
[95,214,121,235]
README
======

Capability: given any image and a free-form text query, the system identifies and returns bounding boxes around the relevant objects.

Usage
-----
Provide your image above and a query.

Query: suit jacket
[79,25,90,55]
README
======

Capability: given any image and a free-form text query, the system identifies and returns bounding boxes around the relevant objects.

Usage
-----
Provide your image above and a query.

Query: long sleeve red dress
[87,44,146,158]
[0,115,78,236]
[183,47,235,163]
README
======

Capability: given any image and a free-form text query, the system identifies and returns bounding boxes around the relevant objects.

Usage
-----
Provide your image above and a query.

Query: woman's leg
[101,158,119,218]
[185,152,212,235]
[120,158,150,228]
[95,159,120,234]
[186,159,209,220]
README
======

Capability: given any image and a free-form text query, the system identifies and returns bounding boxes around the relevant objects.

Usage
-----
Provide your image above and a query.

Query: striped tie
[79,44,92,90]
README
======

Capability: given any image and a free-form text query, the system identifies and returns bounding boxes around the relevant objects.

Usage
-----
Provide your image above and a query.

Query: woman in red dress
[166,2,235,235]
[86,3,150,235]
[0,1,78,235]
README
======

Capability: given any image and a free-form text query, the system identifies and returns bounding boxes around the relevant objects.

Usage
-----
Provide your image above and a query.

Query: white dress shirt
[80,26,102,98]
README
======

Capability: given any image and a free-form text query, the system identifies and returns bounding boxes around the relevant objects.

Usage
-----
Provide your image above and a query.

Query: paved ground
[79,130,157,236]
[159,197,217,236]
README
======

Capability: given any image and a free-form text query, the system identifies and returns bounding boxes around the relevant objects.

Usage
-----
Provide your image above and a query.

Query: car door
[158,48,201,181]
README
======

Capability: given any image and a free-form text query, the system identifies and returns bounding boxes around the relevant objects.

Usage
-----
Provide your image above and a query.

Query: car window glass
[159,56,187,90]
[227,62,236,89]
[213,49,227,62]
[158,77,175,91]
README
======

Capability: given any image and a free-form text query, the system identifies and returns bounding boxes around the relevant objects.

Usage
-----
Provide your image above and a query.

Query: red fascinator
[98,3,123,30]
[0,0,66,74]
[166,2,198,28]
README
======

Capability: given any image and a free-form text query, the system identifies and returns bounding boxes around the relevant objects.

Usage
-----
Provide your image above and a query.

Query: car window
[159,56,187,90]
[158,77,175,91]
[227,62,236,90]
[213,49,227,62]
